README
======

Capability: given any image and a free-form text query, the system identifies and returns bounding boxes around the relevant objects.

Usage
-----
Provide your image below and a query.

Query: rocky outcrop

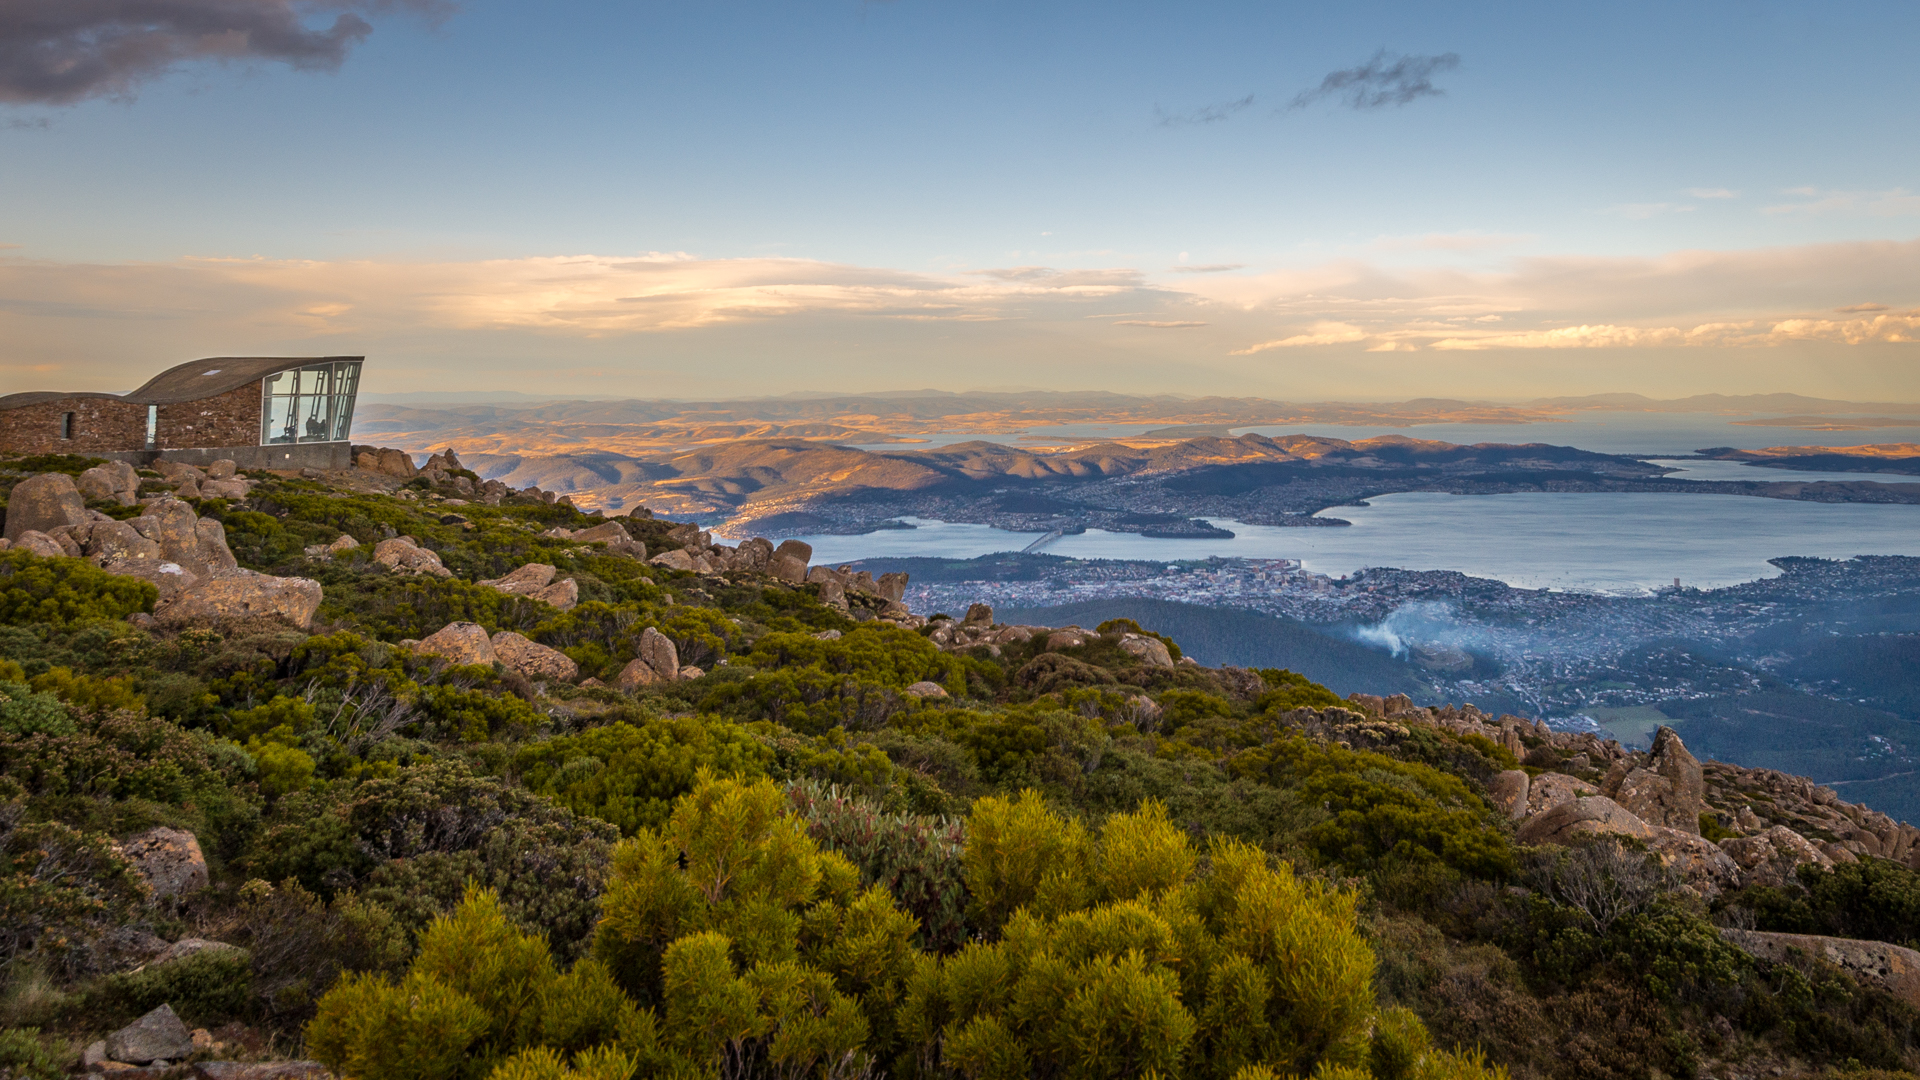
[1525,773,1601,817]
[1516,795,1656,845]
[77,462,141,506]
[1488,770,1529,819]
[416,622,496,666]
[479,563,555,595]
[1604,726,1705,834]
[355,447,418,478]
[614,626,681,689]
[555,521,647,557]
[106,1004,194,1065]
[4,473,90,541]
[117,828,209,899]
[153,570,322,631]
[373,536,452,577]
[1722,929,1920,1008]
[1720,825,1835,888]
[491,631,579,682]
[1116,633,1174,667]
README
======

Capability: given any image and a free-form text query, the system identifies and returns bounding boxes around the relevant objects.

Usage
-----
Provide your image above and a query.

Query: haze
[3,0,1918,400]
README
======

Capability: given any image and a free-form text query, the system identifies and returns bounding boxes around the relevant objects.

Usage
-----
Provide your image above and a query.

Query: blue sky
[4,0,1918,399]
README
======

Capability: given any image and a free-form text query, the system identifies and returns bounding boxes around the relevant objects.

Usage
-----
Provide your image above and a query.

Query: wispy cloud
[1115,320,1206,328]
[1154,94,1255,126]
[1763,187,1920,217]
[0,0,453,106]
[1290,50,1460,111]
[1838,302,1889,313]
[1230,322,1368,353]
[1167,263,1245,274]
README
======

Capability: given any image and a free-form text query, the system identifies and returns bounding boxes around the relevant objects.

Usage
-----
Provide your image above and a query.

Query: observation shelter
[0,356,364,470]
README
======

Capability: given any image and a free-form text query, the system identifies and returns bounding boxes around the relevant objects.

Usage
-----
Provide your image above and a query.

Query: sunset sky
[3,0,1918,399]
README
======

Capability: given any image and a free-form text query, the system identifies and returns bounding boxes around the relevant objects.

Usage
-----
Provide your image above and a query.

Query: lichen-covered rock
[416,622,496,666]
[77,464,138,506]
[13,530,65,558]
[1116,633,1173,667]
[651,549,697,573]
[4,473,90,542]
[1516,795,1656,846]
[106,1004,194,1065]
[569,521,645,556]
[1646,826,1742,896]
[531,577,579,610]
[774,539,812,565]
[1488,770,1530,819]
[1722,929,1920,1008]
[1524,772,1601,817]
[478,563,557,595]
[639,626,679,682]
[905,681,949,699]
[1609,726,1705,834]
[614,656,660,690]
[372,536,452,577]
[117,828,209,899]
[206,459,237,480]
[491,631,579,682]
[153,569,321,630]
[1719,825,1834,888]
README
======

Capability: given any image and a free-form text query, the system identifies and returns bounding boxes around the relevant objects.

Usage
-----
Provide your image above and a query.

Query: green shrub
[99,947,253,1028]
[513,716,775,835]
[0,551,155,628]
[0,1027,66,1080]
[0,682,74,738]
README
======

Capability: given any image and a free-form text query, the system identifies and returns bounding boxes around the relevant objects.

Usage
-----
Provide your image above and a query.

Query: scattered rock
[679,666,705,680]
[1116,633,1173,667]
[1720,825,1834,888]
[1523,773,1601,817]
[651,549,697,573]
[106,1005,194,1065]
[206,460,237,480]
[372,536,451,577]
[964,603,993,627]
[531,578,578,610]
[416,622,497,666]
[477,563,557,595]
[813,629,842,640]
[4,473,90,542]
[1516,795,1656,846]
[14,530,67,558]
[356,448,418,478]
[767,552,807,583]
[117,828,209,899]
[774,539,813,565]
[1046,628,1095,651]
[491,631,579,682]
[1645,827,1742,896]
[77,463,141,506]
[198,479,253,500]
[904,681,949,699]
[153,570,322,631]
[569,521,646,556]
[639,626,679,682]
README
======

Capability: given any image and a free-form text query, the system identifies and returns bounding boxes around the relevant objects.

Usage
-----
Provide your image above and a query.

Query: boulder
[1046,628,1094,651]
[153,570,322,631]
[478,563,557,596]
[327,534,359,553]
[372,536,451,577]
[491,631,579,682]
[813,629,843,640]
[964,603,994,627]
[199,479,252,500]
[614,657,661,690]
[1488,770,1530,819]
[679,666,705,681]
[532,578,579,610]
[638,626,679,682]
[106,1005,194,1065]
[4,473,90,542]
[424,448,463,472]
[734,537,774,572]
[1645,827,1742,896]
[1516,795,1656,846]
[877,572,908,603]
[904,681,949,699]
[1610,726,1705,833]
[77,464,138,505]
[1116,633,1173,667]
[1523,772,1601,817]
[206,459,237,480]
[570,521,645,556]
[817,579,847,608]
[651,549,697,573]
[152,937,247,966]
[13,530,67,558]
[106,558,200,601]
[86,520,164,566]
[416,622,497,666]
[767,552,807,583]
[358,448,418,478]
[774,539,812,565]
[1720,825,1834,888]
[194,519,238,574]
[118,827,209,899]
[1721,929,1920,1008]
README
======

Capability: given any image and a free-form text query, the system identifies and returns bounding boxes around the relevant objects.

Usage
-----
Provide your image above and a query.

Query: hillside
[4,449,1920,1080]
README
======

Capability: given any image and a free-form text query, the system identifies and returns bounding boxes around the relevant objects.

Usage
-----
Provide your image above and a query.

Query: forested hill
[4,449,1920,1080]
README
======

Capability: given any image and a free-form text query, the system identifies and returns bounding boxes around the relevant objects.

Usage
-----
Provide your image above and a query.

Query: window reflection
[261,360,361,445]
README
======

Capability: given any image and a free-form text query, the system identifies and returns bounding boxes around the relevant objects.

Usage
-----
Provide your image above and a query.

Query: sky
[3,0,1919,401]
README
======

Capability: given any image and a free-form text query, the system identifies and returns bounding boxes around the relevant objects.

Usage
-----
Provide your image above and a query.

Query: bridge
[1021,528,1067,554]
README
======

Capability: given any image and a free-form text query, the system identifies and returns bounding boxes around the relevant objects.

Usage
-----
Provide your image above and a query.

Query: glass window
[261,359,362,445]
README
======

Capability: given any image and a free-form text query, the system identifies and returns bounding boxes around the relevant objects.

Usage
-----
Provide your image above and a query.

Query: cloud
[1686,188,1740,199]
[1838,303,1889,313]
[0,0,452,106]
[1290,50,1460,111]
[1167,263,1245,274]
[1154,94,1254,126]
[1230,322,1368,353]
[1763,187,1920,217]
[1115,320,1206,328]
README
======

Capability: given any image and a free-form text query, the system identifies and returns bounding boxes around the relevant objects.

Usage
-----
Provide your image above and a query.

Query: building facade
[0,356,364,470]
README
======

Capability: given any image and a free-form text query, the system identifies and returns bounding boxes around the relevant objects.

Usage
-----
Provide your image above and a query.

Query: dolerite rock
[206,459,237,480]
[1722,929,1920,1008]
[613,657,661,690]
[199,478,253,500]
[1488,770,1530,819]
[964,603,994,626]
[153,570,322,631]
[1116,633,1173,667]
[774,539,812,564]
[904,681,949,699]
[1046,628,1096,651]
[1719,825,1834,888]
[1610,726,1705,834]
[106,1004,194,1065]
[372,536,452,577]
[4,473,90,542]
[1645,827,1742,896]
[195,519,238,575]
[87,519,163,565]
[13,530,66,558]
[106,558,200,601]
[416,622,496,666]
[491,631,579,682]
[651,549,697,573]
[569,521,645,557]
[638,626,679,682]
[1516,795,1656,845]
[877,572,908,603]
[1523,773,1601,817]
[77,463,139,506]
[118,827,209,899]
[532,578,579,610]
[733,538,774,572]
[478,563,556,595]
[356,448,417,478]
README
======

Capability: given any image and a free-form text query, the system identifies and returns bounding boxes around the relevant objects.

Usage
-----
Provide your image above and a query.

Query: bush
[0,682,74,739]
[99,948,254,1028]
[0,551,155,629]
[513,717,774,835]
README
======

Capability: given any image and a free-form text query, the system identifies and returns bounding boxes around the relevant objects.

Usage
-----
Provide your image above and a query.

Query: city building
[0,356,364,470]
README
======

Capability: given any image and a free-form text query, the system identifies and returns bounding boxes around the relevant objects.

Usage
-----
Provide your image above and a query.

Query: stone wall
[156,382,261,451]
[0,396,148,455]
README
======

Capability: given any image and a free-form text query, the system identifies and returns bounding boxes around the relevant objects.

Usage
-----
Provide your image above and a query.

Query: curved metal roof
[124,356,363,405]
